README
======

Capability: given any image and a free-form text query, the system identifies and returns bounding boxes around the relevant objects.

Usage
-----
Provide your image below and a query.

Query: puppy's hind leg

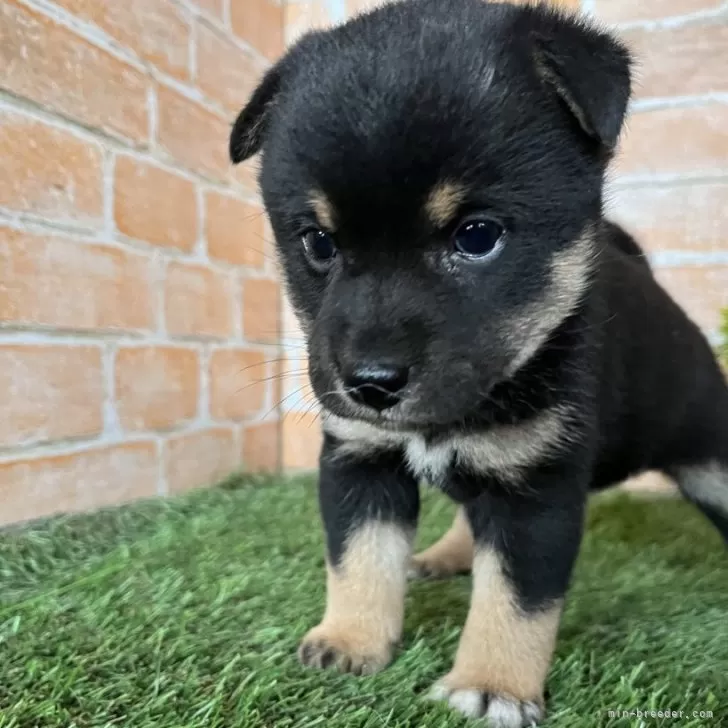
[666,380,728,543]
[670,459,728,543]
[410,507,474,580]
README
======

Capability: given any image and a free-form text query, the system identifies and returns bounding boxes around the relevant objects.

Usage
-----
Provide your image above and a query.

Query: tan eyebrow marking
[309,190,336,231]
[425,181,467,227]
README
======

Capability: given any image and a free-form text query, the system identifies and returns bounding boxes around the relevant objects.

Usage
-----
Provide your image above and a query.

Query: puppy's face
[231,0,631,429]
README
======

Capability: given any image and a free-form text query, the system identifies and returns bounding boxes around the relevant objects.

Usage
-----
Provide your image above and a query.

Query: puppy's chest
[403,435,459,485]
[324,409,568,488]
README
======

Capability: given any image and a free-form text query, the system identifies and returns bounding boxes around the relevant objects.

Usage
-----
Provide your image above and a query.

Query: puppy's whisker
[232,357,307,376]
[295,399,323,425]
[259,385,313,421]
[232,371,310,396]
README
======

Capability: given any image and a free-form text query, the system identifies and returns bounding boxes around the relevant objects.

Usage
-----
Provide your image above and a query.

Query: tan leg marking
[429,549,562,726]
[410,508,473,579]
[299,521,412,675]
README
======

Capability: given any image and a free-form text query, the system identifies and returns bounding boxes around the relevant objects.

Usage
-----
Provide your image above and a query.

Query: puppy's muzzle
[343,362,410,411]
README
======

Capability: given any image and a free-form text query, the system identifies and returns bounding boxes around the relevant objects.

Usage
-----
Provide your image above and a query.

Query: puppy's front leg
[299,438,419,675]
[430,469,586,727]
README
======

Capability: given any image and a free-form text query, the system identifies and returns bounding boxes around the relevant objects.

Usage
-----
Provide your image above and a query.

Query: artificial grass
[0,475,726,728]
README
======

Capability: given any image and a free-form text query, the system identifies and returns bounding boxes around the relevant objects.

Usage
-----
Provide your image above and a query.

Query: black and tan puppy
[229,0,728,725]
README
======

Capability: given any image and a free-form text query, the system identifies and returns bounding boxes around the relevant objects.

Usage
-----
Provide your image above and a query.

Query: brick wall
[0,0,284,526]
[597,0,728,341]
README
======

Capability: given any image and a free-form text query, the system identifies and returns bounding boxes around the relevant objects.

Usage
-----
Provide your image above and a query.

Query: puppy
[229,1,728,725]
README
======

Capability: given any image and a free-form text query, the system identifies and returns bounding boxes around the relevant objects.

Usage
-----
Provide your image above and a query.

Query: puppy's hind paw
[408,554,471,580]
[427,682,543,727]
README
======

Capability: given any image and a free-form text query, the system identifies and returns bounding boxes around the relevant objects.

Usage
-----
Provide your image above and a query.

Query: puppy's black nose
[344,364,409,411]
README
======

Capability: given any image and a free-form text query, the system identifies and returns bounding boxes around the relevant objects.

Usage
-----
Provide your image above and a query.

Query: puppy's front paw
[298,624,393,676]
[427,679,543,727]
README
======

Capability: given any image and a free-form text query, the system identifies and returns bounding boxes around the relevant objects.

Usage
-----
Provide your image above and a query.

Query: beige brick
[0,0,148,143]
[164,427,236,493]
[282,413,322,471]
[608,183,728,253]
[189,0,223,18]
[114,156,198,251]
[54,0,191,81]
[615,104,728,179]
[655,266,728,333]
[229,157,261,196]
[626,24,728,100]
[164,261,234,338]
[157,85,230,179]
[209,348,268,421]
[196,23,261,113]
[115,347,199,432]
[243,279,280,344]
[285,1,332,44]
[230,0,284,61]
[0,111,103,227]
[593,0,722,24]
[0,345,103,448]
[206,192,266,267]
[242,421,281,472]
[346,0,385,13]
[0,228,154,332]
[0,442,158,527]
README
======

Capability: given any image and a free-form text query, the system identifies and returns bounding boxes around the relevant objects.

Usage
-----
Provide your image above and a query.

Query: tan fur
[425,181,467,227]
[505,228,596,377]
[411,508,474,577]
[298,521,412,674]
[324,405,573,485]
[310,190,336,230]
[437,548,561,702]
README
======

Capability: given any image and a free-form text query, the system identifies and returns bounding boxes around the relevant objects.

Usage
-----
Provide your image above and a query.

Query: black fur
[464,462,588,612]
[230,0,728,714]
[319,436,420,567]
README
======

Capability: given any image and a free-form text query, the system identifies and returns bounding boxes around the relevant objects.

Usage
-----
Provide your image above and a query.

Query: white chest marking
[323,409,570,484]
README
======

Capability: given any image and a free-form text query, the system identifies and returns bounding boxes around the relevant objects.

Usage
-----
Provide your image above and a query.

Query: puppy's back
[604,221,650,266]
[591,226,728,484]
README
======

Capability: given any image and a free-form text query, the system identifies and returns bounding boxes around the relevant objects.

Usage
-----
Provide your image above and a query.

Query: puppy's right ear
[531,12,632,152]
[229,62,284,164]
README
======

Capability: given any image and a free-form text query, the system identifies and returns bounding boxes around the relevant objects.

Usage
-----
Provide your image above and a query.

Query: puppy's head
[230,0,631,429]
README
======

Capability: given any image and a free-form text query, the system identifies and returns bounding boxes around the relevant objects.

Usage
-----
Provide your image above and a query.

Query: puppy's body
[590,236,728,500]
[229,1,728,724]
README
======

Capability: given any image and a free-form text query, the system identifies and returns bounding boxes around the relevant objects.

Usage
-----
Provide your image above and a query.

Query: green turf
[1,475,726,727]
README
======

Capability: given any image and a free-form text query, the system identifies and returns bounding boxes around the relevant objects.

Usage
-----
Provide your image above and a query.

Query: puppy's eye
[452,218,505,260]
[302,229,337,271]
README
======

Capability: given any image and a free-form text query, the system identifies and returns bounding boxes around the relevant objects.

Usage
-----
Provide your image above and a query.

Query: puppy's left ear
[532,14,632,151]
[229,61,285,164]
